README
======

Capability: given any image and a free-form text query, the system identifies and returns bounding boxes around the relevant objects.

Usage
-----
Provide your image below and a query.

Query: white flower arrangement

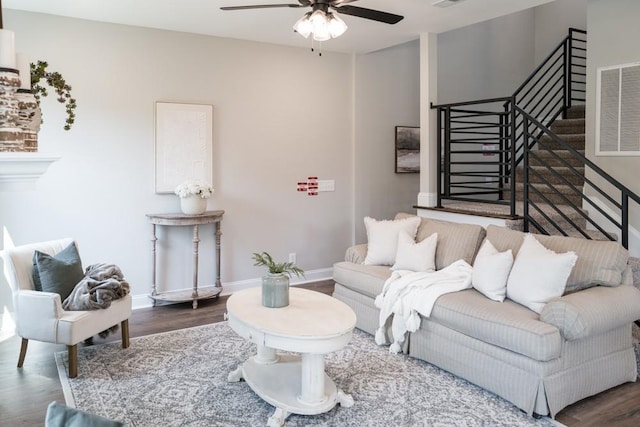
[174,180,214,199]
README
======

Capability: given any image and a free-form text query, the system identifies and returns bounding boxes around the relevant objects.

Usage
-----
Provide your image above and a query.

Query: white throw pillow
[391,231,437,272]
[506,234,578,313]
[363,216,421,266]
[472,239,513,302]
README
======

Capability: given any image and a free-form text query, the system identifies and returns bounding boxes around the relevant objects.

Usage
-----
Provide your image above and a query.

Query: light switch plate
[317,180,335,192]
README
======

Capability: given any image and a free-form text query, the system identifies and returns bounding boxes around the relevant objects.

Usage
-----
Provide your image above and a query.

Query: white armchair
[1,238,132,378]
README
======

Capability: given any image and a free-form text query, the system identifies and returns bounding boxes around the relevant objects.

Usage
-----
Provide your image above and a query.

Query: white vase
[180,195,207,215]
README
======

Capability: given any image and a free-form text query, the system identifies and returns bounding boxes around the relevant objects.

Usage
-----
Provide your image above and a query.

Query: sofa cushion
[395,213,486,269]
[540,284,640,340]
[472,239,513,302]
[486,225,628,292]
[363,216,421,266]
[430,289,562,361]
[345,244,368,264]
[506,234,578,313]
[333,261,391,299]
[391,231,437,272]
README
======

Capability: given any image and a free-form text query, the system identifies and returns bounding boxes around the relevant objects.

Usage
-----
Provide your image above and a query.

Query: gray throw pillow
[33,242,84,301]
[45,401,125,427]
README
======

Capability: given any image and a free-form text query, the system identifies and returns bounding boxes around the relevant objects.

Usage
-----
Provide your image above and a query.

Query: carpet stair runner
[506,104,587,219]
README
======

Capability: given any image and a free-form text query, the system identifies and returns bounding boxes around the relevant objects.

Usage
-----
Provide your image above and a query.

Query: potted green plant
[252,251,304,308]
[30,60,77,131]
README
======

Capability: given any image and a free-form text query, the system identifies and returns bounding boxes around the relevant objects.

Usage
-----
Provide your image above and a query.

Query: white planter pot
[180,195,207,215]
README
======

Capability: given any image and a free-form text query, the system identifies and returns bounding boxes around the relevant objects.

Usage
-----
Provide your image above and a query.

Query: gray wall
[354,40,421,243]
[584,0,640,250]
[0,10,354,312]
[437,9,536,105]
[437,0,587,105]
[534,0,587,63]
[586,0,640,194]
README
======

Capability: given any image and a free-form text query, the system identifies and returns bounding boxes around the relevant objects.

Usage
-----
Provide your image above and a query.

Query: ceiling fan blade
[332,5,404,24]
[221,4,304,11]
[332,0,359,5]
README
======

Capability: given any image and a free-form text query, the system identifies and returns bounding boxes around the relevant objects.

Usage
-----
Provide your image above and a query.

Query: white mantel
[0,153,60,191]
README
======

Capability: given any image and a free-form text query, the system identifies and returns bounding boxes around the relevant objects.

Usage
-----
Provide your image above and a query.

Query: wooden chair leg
[17,338,28,368]
[68,344,78,378]
[121,319,130,349]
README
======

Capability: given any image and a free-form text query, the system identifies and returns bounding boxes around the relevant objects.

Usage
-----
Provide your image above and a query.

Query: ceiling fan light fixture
[309,9,330,41]
[327,12,347,38]
[293,12,312,38]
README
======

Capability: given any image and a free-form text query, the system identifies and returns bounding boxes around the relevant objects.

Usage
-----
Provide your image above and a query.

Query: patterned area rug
[55,322,565,426]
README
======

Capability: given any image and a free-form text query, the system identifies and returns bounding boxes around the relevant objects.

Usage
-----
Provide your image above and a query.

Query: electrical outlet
[289,253,296,264]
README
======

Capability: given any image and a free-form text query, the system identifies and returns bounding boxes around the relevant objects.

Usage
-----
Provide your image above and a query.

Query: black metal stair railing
[435,97,516,214]
[520,108,640,248]
[432,28,587,219]
[509,28,587,169]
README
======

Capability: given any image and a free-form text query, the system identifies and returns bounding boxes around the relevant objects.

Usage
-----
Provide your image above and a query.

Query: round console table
[226,287,356,426]
[146,210,224,309]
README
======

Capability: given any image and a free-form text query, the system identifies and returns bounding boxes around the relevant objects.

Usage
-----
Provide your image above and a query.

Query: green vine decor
[30,60,77,131]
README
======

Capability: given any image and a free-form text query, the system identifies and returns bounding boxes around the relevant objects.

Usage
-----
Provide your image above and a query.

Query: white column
[418,32,439,208]
[298,353,326,404]
[255,344,278,364]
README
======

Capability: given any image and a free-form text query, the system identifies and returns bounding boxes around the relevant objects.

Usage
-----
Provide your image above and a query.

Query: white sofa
[332,213,640,417]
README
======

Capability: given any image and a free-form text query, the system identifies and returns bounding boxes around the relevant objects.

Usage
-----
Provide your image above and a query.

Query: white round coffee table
[226,287,357,427]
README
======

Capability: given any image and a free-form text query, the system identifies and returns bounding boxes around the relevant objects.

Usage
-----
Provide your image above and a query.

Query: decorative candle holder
[0,67,24,152]
[16,89,40,152]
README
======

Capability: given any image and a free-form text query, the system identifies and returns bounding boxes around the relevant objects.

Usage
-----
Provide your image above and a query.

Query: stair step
[566,104,585,119]
[505,183,583,206]
[529,149,585,167]
[538,134,585,151]
[527,204,588,234]
[517,165,585,186]
[550,118,585,135]
[529,222,616,241]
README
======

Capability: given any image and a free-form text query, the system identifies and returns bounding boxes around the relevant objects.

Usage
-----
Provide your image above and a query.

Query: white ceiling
[4,0,554,54]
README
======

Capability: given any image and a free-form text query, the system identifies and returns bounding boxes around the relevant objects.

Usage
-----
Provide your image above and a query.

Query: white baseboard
[131,267,334,310]
[583,196,640,257]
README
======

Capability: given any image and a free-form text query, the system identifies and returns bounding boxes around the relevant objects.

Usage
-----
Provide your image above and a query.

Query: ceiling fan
[221,0,404,42]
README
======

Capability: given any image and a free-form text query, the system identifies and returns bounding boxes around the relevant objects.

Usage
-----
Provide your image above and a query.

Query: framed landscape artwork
[395,126,420,173]
[155,102,214,194]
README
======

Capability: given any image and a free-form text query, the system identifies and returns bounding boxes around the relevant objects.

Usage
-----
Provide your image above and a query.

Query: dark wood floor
[2,280,639,426]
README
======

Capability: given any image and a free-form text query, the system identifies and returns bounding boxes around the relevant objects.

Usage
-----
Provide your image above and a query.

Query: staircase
[517,105,586,207]
[425,28,640,297]
[508,104,610,239]
[429,28,640,257]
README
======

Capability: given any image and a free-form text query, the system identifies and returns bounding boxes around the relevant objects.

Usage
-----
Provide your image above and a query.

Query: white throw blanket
[374,259,473,354]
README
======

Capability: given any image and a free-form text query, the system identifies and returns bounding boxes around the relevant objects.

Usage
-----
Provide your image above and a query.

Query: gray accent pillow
[33,242,84,301]
[45,401,125,427]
